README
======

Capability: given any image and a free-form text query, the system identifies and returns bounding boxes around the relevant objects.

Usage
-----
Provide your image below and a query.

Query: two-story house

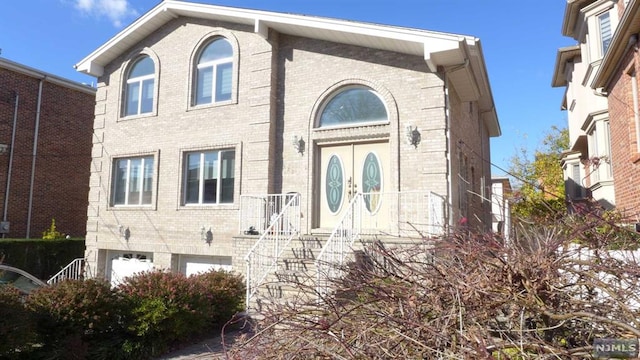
[592,0,640,221]
[553,0,620,212]
[75,1,500,297]
[0,58,95,239]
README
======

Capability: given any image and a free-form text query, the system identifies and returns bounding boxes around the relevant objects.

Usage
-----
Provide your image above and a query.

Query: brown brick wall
[0,67,95,238]
[607,43,640,218]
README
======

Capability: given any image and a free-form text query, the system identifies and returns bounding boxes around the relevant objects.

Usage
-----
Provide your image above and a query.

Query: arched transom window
[124,56,155,116]
[318,87,388,128]
[195,38,233,105]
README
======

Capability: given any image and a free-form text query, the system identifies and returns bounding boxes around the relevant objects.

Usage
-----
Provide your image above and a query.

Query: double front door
[319,141,390,230]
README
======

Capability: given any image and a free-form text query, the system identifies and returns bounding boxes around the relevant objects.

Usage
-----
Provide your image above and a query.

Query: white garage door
[110,255,154,287]
[180,255,232,277]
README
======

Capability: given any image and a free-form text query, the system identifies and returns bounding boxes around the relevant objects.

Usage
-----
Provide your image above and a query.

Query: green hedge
[0,239,85,280]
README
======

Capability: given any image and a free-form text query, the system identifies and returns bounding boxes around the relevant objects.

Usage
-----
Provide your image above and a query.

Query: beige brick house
[75,1,500,295]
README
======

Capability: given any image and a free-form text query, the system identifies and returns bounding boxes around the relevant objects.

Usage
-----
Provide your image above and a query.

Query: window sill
[179,203,239,211]
[118,112,157,122]
[108,205,156,211]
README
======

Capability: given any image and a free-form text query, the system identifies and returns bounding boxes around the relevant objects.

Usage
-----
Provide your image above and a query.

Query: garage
[179,255,232,277]
[108,251,154,287]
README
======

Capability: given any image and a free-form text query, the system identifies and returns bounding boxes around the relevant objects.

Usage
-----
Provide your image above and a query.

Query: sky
[0,0,576,176]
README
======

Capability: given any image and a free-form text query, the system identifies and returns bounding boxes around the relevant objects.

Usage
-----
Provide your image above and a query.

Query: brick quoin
[0,63,95,238]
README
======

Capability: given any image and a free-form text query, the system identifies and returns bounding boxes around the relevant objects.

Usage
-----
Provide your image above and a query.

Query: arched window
[124,56,155,116]
[195,38,233,105]
[318,87,388,128]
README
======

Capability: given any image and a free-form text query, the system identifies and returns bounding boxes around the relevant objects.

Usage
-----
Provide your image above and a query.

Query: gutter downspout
[26,78,44,238]
[2,92,19,238]
[443,58,470,231]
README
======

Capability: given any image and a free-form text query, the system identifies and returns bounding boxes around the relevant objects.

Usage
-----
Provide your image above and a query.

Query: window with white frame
[598,11,612,55]
[571,163,583,199]
[124,56,155,116]
[589,126,600,184]
[194,38,233,105]
[112,156,154,206]
[184,149,235,205]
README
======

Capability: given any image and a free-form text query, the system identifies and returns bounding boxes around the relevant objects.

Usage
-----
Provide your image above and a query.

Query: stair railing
[47,258,85,285]
[315,193,362,299]
[244,193,301,310]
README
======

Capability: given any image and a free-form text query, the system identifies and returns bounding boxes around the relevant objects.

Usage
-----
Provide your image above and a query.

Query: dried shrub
[228,216,640,359]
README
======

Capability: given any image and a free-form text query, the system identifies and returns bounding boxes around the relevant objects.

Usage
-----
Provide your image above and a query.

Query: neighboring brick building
[593,0,640,220]
[75,1,500,286]
[0,58,95,239]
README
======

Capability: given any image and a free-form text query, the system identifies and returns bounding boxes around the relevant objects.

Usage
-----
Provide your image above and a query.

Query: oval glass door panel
[362,152,382,213]
[325,155,344,213]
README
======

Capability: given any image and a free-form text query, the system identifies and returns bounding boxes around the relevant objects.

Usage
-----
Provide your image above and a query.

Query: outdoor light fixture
[201,226,213,244]
[0,144,8,155]
[406,125,421,148]
[119,225,130,241]
[292,135,305,155]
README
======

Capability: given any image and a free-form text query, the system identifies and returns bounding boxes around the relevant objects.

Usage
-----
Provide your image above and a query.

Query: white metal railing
[47,258,85,285]
[316,191,445,298]
[244,193,301,309]
[239,193,301,235]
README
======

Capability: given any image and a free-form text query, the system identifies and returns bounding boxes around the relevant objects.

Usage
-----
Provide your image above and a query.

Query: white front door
[319,141,389,230]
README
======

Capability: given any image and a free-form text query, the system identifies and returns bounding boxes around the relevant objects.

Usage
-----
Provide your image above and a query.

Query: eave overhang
[0,57,96,95]
[592,0,640,90]
[75,0,500,136]
[552,45,581,87]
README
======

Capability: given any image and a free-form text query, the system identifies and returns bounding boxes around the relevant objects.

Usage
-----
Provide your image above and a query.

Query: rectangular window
[599,12,612,55]
[196,67,213,104]
[184,149,235,205]
[590,127,600,183]
[603,120,612,178]
[216,62,232,102]
[112,156,154,206]
[571,164,582,199]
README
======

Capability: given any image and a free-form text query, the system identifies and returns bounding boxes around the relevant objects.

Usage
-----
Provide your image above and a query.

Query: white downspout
[2,92,19,238]
[26,78,44,238]
[444,75,453,230]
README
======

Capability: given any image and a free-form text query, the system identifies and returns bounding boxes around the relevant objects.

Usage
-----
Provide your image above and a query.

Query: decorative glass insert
[325,155,344,213]
[361,152,382,213]
[319,87,388,127]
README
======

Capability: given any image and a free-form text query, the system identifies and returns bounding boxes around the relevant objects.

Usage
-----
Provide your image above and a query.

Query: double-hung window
[112,156,154,206]
[195,38,233,105]
[184,149,235,205]
[125,56,155,116]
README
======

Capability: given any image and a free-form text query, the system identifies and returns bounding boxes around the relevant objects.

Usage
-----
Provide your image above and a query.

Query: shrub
[117,269,245,358]
[42,218,64,240]
[0,285,36,358]
[26,279,129,360]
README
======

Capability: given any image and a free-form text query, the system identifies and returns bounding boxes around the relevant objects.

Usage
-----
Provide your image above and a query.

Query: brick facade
[79,4,499,279]
[0,60,95,239]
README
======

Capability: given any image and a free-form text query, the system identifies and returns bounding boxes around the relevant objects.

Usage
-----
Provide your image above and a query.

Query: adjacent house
[0,58,95,239]
[75,0,500,292]
[592,0,640,220]
[553,0,619,212]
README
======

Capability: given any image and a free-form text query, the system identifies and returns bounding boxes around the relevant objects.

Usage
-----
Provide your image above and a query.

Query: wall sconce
[292,135,305,155]
[406,125,421,148]
[0,144,8,155]
[119,225,130,241]
[201,226,213,244]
